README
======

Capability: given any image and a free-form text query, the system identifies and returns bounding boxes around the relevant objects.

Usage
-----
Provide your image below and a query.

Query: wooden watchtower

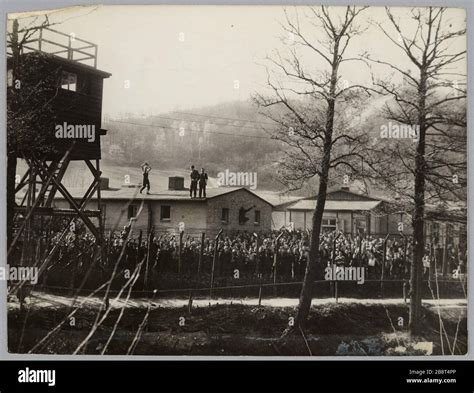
[7,26,111,254]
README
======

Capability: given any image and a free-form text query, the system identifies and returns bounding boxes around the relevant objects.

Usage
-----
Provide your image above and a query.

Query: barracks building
[52,177,466,248]
[54,176,273,237]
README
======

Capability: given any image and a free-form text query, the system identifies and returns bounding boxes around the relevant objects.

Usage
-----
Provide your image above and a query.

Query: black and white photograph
[6,4,467,357]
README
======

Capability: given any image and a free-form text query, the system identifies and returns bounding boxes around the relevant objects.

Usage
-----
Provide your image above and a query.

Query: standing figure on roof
[190,165,199,198]
[199,167,208,198]
[140,162,151,194]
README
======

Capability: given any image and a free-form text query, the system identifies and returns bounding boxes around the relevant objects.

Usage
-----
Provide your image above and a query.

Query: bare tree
[363,7,467,334]
[255,6,369,334]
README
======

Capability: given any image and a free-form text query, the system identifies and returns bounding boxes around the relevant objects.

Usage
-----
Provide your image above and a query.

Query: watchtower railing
[8,27,98,68]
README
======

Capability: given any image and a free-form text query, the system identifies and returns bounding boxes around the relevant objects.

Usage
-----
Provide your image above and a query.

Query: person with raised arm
[140,162,151,194]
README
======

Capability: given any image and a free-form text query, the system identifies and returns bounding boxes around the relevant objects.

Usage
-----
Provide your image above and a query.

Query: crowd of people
[97,227,466,282]
[14,223,466,287]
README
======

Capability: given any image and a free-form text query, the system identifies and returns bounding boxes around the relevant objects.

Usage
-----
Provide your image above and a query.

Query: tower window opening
[61,71,77,91]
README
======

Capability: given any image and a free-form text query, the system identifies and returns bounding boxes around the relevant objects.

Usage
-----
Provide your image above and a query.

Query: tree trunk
[293,40,339,329]
[294,170,330,328]
[409,185,425,334]
[294,97,336,328]
[409,69,427,335]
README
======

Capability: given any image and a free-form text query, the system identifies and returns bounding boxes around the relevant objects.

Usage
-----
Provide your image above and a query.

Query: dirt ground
[8,292,467,356]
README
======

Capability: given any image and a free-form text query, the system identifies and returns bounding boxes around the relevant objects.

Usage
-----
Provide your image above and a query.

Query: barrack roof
[53,186,274,206]
[288,200,382,211]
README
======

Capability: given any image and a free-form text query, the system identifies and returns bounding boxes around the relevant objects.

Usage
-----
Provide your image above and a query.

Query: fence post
[403,280,407,303]
[189,232,205,314]
[273,232,284,297]
[254,233,260,276]
[331,233,341,298]
[429,236,436,282]
[357,233,362,267]
[187,289,193,314]
[198,232,205,279]
[138,230,143,249]
[442,226,449,277]
[137,229,143,280]
[144,228,153,291]
[178,230,184,277]
[273,250,278,297]
[210,229,223,299]
[255,234,263,304]
[399,231,408,296]
[401,232,408,276]
[381,234,390,298]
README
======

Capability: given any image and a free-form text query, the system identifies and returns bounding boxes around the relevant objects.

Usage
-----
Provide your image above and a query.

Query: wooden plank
[52,183,100,238]
[34,159,100,238]
[46,27,97,46]
[14,168,31,193]
[40,38,71,50]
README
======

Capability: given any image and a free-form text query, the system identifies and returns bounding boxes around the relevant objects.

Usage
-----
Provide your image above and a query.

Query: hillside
[101,100,287,192]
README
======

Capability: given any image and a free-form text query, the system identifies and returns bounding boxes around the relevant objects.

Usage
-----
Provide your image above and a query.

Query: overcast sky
[9,5,467,118]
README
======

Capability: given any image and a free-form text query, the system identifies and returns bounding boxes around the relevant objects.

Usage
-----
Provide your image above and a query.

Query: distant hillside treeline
[101,95,466,202]
[102,100,289,191]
